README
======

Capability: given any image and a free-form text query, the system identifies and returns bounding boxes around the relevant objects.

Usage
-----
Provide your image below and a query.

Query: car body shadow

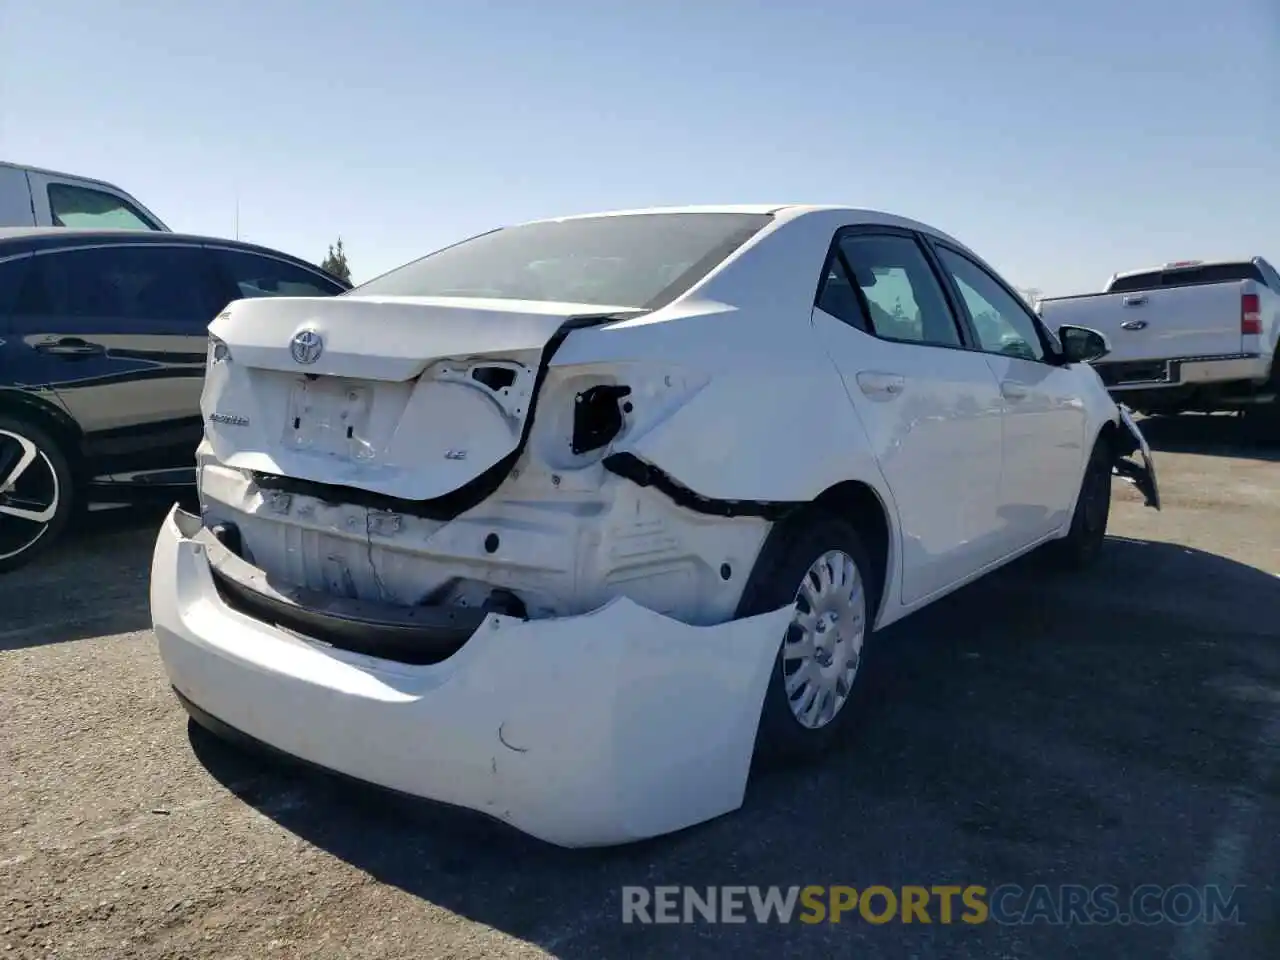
[187,535,1280,958]
[1137,412,1280,462]
[0,504,170,651]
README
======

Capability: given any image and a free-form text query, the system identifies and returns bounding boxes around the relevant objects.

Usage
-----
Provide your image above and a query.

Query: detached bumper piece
[149,504,793,847]
[1112,405,1161,510]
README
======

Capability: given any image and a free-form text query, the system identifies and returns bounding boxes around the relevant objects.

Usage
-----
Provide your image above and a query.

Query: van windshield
[348,212,773,310]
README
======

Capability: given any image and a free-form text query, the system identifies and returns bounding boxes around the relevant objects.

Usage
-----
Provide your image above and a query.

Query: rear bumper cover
[150,505,791,847]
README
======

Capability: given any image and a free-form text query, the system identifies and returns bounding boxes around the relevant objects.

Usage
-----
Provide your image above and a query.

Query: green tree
[320,237,352,284]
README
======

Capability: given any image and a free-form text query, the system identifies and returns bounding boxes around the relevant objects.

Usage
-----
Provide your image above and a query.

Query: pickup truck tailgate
[1040,282,1247,364]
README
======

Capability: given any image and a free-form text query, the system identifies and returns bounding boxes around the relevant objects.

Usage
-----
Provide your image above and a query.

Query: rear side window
[214,249,346,302]
[349,212,773,310]
[47,183,158,231]
[815,257,870,331]
[13,245,219,326]
[822,233,964,348]
[1108,262,1265,293]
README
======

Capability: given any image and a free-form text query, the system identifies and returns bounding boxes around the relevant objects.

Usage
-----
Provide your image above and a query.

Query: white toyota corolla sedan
[151,205,1160,847]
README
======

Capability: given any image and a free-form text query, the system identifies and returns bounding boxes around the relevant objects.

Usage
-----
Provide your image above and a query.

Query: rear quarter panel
[555,302,895,509]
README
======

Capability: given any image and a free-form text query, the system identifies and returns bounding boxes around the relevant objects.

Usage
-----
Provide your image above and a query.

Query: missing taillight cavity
[473,366,518,392]
[571,384,632,455]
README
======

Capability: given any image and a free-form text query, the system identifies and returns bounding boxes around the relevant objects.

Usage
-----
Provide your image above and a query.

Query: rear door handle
[34,337,106,357]
[1122,295,1148,307]
[1000,381,1029,401]
[855,371,906,399]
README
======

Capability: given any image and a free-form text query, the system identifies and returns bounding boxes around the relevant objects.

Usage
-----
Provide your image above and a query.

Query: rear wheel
[1048,435,1112,570]
[738,511,880,763]
[0,416,74,573]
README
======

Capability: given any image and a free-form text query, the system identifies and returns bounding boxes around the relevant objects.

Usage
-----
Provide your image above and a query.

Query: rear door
[9,242,222,486]
[811,226,1007,606]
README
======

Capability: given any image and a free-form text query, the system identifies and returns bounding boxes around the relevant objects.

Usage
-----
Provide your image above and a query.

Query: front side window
[832,233,964,347]
[349,212,773,310]
[48,183,157,231]
[935,247,1046,362]
[215,249,346,301]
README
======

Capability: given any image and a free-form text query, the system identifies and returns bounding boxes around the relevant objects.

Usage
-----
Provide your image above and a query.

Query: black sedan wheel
[0,417,74,573]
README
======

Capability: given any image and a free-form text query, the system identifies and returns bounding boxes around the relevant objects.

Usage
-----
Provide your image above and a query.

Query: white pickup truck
[1037,258,1280,419]
[0,160,168,231]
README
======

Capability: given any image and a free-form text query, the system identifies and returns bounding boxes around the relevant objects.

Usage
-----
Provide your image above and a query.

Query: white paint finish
[207,295,615,379]
[197,453,771,626]
[569,308,896,506]
[205,298,605,501]
[151,508,791,848]
[155,203,1160,846]
[982,354,1090,547]
[813,309,1006,605]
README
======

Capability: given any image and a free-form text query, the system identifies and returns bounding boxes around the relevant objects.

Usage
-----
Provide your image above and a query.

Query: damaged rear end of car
[193,291,777,653]
[152,210,809,846]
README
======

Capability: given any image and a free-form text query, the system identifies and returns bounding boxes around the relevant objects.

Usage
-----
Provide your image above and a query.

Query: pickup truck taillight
[1241,293,1261,335]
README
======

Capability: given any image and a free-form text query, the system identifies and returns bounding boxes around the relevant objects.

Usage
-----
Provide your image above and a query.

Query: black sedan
[0,228,349,571]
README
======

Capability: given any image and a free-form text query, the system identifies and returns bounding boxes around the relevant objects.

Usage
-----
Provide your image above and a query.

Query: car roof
[515,203,967,247]
[0,228,335,275]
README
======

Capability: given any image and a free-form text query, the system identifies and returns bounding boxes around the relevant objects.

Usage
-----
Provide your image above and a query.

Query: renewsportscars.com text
[621,884,1245,926]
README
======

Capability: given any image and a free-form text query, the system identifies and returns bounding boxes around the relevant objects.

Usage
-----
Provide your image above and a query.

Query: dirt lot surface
[2,414,1278,959]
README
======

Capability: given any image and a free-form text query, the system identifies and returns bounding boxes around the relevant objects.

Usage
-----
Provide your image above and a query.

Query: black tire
[1047,434,1112,570]
[0,415,75,573]
[736,509,881,764]
[1240,401,1280,443]
[1241,361,1280,442]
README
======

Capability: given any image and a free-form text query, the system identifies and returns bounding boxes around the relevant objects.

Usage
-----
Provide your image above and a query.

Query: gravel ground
[2,413,1278,960]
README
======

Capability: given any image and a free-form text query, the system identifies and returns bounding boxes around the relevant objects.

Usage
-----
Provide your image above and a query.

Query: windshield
[348,212,773,310]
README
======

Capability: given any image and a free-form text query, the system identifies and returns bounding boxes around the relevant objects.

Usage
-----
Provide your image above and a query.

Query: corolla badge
[290,329,324,365]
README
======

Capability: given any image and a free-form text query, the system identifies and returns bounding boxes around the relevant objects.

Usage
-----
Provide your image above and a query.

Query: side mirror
[1058,324,1111,364]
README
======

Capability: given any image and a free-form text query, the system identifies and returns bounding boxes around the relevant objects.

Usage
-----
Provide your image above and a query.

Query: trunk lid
[203,295,624,501]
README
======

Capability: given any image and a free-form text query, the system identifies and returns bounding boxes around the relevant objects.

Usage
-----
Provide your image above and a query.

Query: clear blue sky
[1,0,1276,294]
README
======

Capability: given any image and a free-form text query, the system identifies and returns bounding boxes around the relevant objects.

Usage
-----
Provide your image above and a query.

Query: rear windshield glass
[348,212,773,310]
[1108,262,1264,293]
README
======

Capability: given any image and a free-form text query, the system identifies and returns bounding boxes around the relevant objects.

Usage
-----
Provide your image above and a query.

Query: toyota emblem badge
[290,329,324,365]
